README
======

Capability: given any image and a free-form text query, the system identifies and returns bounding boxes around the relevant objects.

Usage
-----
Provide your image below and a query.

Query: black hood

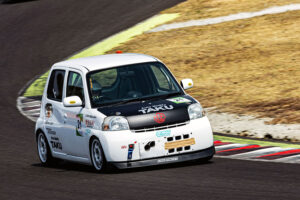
[98,95,196,130]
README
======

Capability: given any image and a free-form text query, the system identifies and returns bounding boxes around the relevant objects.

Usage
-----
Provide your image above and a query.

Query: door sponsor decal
[85,128,91,136]
[156,130,171,137]
[76,114,84,137]
[167,97,191,104]
[85,119,95,128]
[85,114,96,119]
[67,112,93,136]
[66,112,77,119]
[154,113,166,124]
[138,104,173,114]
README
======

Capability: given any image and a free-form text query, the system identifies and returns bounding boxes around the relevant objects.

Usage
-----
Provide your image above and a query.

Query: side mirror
[180,78,193,90]
[63,96,82,107]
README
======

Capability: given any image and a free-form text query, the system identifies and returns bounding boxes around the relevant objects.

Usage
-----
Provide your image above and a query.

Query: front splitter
[109,145,215,169]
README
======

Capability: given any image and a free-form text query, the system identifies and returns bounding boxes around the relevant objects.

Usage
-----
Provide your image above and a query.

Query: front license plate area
[165,138,195,150]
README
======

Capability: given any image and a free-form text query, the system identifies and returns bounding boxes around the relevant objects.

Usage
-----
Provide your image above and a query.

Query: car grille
[131,121,189,133]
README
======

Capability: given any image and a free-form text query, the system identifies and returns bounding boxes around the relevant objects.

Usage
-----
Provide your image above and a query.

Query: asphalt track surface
[0,1,299,199]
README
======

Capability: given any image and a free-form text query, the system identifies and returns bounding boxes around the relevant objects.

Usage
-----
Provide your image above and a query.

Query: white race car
[35,53,215,171]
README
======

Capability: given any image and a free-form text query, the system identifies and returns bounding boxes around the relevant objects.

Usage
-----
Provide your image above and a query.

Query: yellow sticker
[188,82,192,86]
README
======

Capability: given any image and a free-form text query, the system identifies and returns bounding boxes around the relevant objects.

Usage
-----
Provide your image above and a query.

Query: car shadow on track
[31,159,214,174]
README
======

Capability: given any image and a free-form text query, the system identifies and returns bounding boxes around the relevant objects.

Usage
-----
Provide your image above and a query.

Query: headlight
[188,103,205,120]
[102,116,129,131]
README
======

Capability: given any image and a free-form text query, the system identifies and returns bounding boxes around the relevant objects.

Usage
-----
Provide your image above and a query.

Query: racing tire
[90,137,106,172]
[36,131,56,166]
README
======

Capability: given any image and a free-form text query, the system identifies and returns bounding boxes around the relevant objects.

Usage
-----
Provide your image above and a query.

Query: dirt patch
[108,10,300,124]
[162,0,300,22]
[246,98,300,124]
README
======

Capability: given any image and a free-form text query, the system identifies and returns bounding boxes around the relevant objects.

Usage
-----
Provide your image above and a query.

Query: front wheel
[90,138,106,172]
[37,132,56,166]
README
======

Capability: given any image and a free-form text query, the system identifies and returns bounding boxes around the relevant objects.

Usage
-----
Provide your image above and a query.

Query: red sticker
[154,113,166,123]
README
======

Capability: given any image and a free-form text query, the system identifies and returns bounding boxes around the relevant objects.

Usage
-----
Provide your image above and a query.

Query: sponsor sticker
[46,128,56,135]
[45,104,53,118]
[85,114,96,119]
[154,113,166,123]
[85,120,94,128]
[85,129,91,136]
[76,114,84,137]
[50,141,62,150]
[167,97,191,104]
[157,157,178,163]
[51,136,59,141]
[45,121,53,125]
[138,104,173,114]
[66,112,77,119]
[156,130,171,137]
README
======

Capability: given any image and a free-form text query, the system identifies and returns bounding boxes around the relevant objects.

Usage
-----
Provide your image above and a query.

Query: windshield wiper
[97,92,182,107]
[144,92,182,101]
[101,97,144,107]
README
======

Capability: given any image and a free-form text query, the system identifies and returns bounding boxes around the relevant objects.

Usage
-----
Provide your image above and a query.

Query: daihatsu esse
[35,53,215,171]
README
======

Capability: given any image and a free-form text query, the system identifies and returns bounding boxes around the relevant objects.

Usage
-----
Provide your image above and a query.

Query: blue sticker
[156,130,171,137]
[85,129,91,135]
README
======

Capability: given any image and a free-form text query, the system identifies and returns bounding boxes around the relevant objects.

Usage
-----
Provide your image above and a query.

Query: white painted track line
[274,155,300,163]
[150,4,300,32]
[215,143,248,151]
[227,147,294,159]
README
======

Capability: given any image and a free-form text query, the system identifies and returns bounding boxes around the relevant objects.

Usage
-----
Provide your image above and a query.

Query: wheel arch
[35,128,53,156]
[35,128,45,141]
[89,135,107,162]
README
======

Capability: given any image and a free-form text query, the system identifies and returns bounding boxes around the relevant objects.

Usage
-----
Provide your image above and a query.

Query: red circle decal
[154,113,166,123]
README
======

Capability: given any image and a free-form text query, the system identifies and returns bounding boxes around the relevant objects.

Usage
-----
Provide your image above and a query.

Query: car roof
[54,53,159,71]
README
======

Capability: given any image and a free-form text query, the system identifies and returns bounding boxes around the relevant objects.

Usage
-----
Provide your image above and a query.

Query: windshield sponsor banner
[167,97,191,104]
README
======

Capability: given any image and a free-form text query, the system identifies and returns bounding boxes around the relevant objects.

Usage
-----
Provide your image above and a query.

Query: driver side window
[66,71,85,104]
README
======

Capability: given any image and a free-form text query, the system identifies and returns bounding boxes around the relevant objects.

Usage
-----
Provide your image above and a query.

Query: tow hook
[144,141,155,151]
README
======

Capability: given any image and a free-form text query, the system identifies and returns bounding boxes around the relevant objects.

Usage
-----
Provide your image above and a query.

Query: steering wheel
[127,91,142,98]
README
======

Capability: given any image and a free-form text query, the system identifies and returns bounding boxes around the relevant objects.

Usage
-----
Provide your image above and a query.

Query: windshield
[86,62,183,107]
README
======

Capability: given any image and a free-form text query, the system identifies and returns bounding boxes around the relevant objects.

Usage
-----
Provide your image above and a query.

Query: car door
[61,69,90,158]
[44,69,66,154]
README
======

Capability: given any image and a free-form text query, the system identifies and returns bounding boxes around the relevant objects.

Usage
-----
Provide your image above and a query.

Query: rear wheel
[37,132,55,166]
[90,138,106,172]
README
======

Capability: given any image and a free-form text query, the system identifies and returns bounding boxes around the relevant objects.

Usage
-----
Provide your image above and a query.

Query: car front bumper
[108,145,215,169]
